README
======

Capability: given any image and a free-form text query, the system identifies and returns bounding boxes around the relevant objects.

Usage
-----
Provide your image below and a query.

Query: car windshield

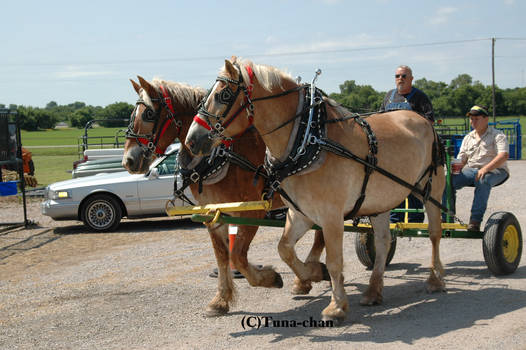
[155,152,179,175]
[148,143,181,172]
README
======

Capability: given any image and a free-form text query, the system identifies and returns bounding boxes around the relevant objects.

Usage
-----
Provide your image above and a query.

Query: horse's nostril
[125,157,134,168]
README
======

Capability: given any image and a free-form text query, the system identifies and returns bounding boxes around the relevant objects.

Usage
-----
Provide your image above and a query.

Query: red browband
[150,85,180,154]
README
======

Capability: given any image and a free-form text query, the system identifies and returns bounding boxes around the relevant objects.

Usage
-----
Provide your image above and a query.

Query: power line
[1,38,494,68]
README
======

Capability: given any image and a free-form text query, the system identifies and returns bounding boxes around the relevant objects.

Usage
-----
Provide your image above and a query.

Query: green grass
[21,127,125,147]
[21,126,126,187]
[32,155,78,186]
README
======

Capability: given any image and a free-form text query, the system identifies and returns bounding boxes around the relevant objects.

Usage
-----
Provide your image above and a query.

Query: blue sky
[1,0,525,108]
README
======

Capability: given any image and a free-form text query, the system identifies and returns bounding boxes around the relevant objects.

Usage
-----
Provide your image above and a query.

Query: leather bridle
[194,63,307,142]
[126,85,182,158]
[193,63,255,141]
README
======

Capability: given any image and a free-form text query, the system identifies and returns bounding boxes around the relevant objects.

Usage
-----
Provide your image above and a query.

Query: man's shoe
[467,221,481,231]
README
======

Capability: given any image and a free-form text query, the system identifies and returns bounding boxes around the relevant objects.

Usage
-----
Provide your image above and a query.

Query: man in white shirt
[449,105,509,231]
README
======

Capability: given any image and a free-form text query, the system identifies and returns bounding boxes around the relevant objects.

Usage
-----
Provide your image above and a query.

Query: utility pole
[491,37,496,123]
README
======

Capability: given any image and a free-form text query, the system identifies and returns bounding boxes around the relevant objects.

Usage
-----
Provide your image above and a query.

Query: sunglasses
[395,74,408,79]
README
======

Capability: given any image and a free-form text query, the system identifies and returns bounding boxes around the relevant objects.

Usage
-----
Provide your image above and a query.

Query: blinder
[141,104,158,122]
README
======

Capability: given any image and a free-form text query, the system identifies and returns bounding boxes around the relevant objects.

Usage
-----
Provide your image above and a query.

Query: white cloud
[264,34,391,56]
[55,66,114,79]
[503,0,515,5]
[430,7,458,25]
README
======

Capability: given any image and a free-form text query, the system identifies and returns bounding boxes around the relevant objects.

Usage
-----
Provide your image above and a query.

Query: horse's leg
[319,218,348,323]
[278,211,327,290]
[230,224,283,288]
[360,212,391,305]
[206,223,235,317]
[424,200,446,292]
[291,229,328,295]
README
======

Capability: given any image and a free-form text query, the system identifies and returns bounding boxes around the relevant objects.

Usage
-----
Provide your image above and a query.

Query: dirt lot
[1,161,525,349]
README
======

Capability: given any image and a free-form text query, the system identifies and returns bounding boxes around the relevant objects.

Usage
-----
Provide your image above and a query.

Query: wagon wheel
[482,212,522,275]
[354,232,397,269]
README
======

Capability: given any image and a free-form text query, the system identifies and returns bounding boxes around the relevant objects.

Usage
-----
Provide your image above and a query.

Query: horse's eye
[215,87,234,105]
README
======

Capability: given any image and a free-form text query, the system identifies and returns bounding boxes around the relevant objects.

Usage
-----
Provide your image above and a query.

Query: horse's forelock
[150,78,207,110]
[227,57,294,92]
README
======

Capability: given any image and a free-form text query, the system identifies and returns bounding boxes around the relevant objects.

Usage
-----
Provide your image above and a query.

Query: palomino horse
[185,57,447,323]
[122,76,327,316]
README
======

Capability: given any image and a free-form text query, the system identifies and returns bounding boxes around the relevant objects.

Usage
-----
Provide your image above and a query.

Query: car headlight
[50,189,72,199]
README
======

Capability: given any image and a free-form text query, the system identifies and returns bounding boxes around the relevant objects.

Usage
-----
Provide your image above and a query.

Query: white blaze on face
[205,81,220,109]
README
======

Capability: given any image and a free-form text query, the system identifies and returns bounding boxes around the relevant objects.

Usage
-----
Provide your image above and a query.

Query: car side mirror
[148,167,159,180]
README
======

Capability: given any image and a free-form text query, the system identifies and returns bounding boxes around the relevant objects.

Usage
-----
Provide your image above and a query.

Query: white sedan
[41,144,194,232]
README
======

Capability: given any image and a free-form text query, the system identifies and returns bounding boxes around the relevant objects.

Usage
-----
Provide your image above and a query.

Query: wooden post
[492,37,496,123]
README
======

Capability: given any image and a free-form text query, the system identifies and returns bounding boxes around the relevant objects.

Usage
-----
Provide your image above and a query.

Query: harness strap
[317,137,450,214]
[344,117,378,220]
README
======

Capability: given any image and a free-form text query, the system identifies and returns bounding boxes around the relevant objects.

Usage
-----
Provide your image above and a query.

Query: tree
[70,107,97,128]
[449,74,473,89]
[98,102,133,127]
[330,80,384,112]
[46,101,58,109]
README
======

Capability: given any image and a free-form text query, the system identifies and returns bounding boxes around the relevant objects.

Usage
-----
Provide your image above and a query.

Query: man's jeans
[443,167,508,223]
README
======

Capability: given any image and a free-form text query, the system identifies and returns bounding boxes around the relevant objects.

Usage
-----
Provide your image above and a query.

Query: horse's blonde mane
[227,57,295,92]
[141,79,207,110]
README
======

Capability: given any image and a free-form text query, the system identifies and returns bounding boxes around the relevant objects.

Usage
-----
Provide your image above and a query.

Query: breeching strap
[317,137,450,214]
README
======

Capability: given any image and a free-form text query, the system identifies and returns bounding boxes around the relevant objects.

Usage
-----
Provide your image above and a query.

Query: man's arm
[476,152,509,181]
[412,89,434,123]
[419,91,435,123]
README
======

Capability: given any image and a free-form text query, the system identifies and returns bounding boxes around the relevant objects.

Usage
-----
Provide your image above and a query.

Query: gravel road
[1,161,525,349]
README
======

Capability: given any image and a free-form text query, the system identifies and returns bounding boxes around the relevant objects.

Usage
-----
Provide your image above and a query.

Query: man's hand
[476,167,489,181]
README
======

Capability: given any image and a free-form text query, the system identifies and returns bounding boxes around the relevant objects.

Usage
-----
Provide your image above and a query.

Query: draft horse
[185,57,447,323]
[122,76,327,316]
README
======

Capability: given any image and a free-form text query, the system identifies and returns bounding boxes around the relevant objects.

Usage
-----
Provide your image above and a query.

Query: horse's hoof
[321,314,346,326]
[359,293,383,306]
[273,273,284,288]
[205,305,229,317]
[425,282,447,294]
[425,273,447,293]
[291,281,312,295]
[320,263,331,281]
[321,307,347,326]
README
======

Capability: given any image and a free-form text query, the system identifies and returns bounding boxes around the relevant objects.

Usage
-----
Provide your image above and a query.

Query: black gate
[0,108,30,228]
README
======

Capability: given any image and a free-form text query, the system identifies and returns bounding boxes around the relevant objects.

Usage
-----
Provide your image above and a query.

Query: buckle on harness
[214,122,225,134]
[190,172,200,183]
[309,134,318,145]
[270,180,281,191]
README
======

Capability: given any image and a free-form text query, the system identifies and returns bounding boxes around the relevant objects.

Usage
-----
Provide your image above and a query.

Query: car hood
[49,171,147,190]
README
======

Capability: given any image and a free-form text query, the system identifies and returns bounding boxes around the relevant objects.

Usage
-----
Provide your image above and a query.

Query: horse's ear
[224,59,237,77]
[130,79,141,95]
[137,76,157,100]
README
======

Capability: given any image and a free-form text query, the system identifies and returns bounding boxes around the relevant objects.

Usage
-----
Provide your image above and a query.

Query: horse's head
[185,58,256,156]
[123,76,184,173]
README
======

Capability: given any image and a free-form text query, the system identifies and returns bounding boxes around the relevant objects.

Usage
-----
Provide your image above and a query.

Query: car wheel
[81,194,122,232]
